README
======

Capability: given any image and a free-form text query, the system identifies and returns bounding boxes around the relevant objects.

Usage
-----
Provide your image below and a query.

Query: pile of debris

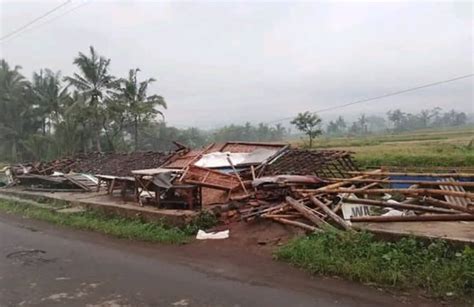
[230,169,474,233]
[2,141,473,243]
[10,151,177,177]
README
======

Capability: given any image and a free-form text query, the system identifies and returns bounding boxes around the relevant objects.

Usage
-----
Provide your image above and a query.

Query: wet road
[0,213,436,307]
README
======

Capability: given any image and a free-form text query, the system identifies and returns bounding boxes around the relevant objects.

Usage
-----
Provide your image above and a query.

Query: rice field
[296,125,474,168]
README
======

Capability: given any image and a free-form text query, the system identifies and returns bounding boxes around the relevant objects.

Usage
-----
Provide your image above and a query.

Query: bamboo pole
[285,196,330,228]
[317,169,382,191]
[262,214,301,219]
[342,198,457,214]
[299,188,474,199]
[271,217,320,232]
[310,196,352,230]
[421,197,474,214]
[324,178,474,188]
[347,171,474,178]
[226,155,249,195]
[351,214,474,223]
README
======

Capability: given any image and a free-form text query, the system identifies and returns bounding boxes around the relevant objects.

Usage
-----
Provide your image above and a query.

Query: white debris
[196,229,229,240]
[382,208,405,216]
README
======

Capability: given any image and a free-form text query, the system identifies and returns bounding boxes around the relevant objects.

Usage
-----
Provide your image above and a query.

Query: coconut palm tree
[0,60,35,160]
[30,69,70,135]
[64,46,115,151]
[116,68,167,150]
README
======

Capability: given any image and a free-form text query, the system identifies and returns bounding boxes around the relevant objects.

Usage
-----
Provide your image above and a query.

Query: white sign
[342,203,371,220]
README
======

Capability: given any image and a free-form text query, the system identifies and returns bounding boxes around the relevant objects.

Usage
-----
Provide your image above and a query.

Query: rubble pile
[10,151,176,177]
[261,149,357,178]
[3,141,473,243]
[223,169,474,233]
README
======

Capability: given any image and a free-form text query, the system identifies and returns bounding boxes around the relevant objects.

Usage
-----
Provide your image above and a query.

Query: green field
[301,126,474,168]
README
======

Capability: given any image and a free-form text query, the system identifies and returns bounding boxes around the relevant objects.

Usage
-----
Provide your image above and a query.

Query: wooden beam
[351,214,474,223]
[285,196,330,228]
[270,217,320,232]
[347,171,474,178]
[310,196,352,231]
[421,197,474,214]
[324,177,474,188]
[342,198,458,214]
[305,188,474,200]
[317,169,382,191]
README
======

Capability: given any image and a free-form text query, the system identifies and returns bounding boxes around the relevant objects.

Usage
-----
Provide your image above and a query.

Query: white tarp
[195,148,278,168]
[196,229,229,240]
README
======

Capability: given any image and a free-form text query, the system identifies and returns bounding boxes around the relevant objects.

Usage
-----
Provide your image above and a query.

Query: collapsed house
[5,142,357,207]
[3,142,473,243]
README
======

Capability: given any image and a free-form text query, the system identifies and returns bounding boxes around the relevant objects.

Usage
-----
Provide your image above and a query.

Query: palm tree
[116,68,167,150]
[30,69,70,135]
[0,60,33,160]
[64,46,115,151]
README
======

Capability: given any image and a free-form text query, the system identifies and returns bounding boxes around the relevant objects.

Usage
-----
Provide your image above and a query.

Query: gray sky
[1,0,473,128]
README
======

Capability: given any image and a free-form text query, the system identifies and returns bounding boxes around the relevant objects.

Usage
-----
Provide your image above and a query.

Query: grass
[0,199,191,244]
[294,126,474,168]
[276,230,474,299]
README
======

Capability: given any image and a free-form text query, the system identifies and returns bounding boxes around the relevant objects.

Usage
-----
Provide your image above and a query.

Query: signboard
[342,203,371,220]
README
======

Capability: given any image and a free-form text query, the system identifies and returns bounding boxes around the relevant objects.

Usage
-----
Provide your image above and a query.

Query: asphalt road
[0,213,437,307]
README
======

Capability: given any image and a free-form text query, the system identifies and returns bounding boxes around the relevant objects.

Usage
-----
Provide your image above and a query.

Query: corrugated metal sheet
[163,142,286,169]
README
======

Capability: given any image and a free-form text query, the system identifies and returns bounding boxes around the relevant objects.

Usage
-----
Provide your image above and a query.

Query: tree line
[0,47,288,162]
[1,46,469,161]
[291,108,470,146]
[327,108,468,136]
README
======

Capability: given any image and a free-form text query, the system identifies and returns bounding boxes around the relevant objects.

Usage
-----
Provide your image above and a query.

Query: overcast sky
[1,0,472,128]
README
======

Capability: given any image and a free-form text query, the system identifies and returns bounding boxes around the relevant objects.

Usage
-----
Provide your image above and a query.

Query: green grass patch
[353,142,474,168]
[276,230,474,299]
[0,199,189,244]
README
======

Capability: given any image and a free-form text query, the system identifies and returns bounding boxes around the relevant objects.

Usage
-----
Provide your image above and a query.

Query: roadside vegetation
[276,229,474,300]
[0,199,196,244]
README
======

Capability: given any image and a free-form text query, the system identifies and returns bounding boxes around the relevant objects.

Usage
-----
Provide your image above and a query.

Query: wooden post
[310,196,352,231]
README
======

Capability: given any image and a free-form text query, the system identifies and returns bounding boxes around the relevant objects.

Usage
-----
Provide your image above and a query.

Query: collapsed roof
[261,149,357,178]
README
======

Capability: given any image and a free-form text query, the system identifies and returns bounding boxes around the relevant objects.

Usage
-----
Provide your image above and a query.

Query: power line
[266,73,474,124]
[1,1,90,44]
[0,0,72,42]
